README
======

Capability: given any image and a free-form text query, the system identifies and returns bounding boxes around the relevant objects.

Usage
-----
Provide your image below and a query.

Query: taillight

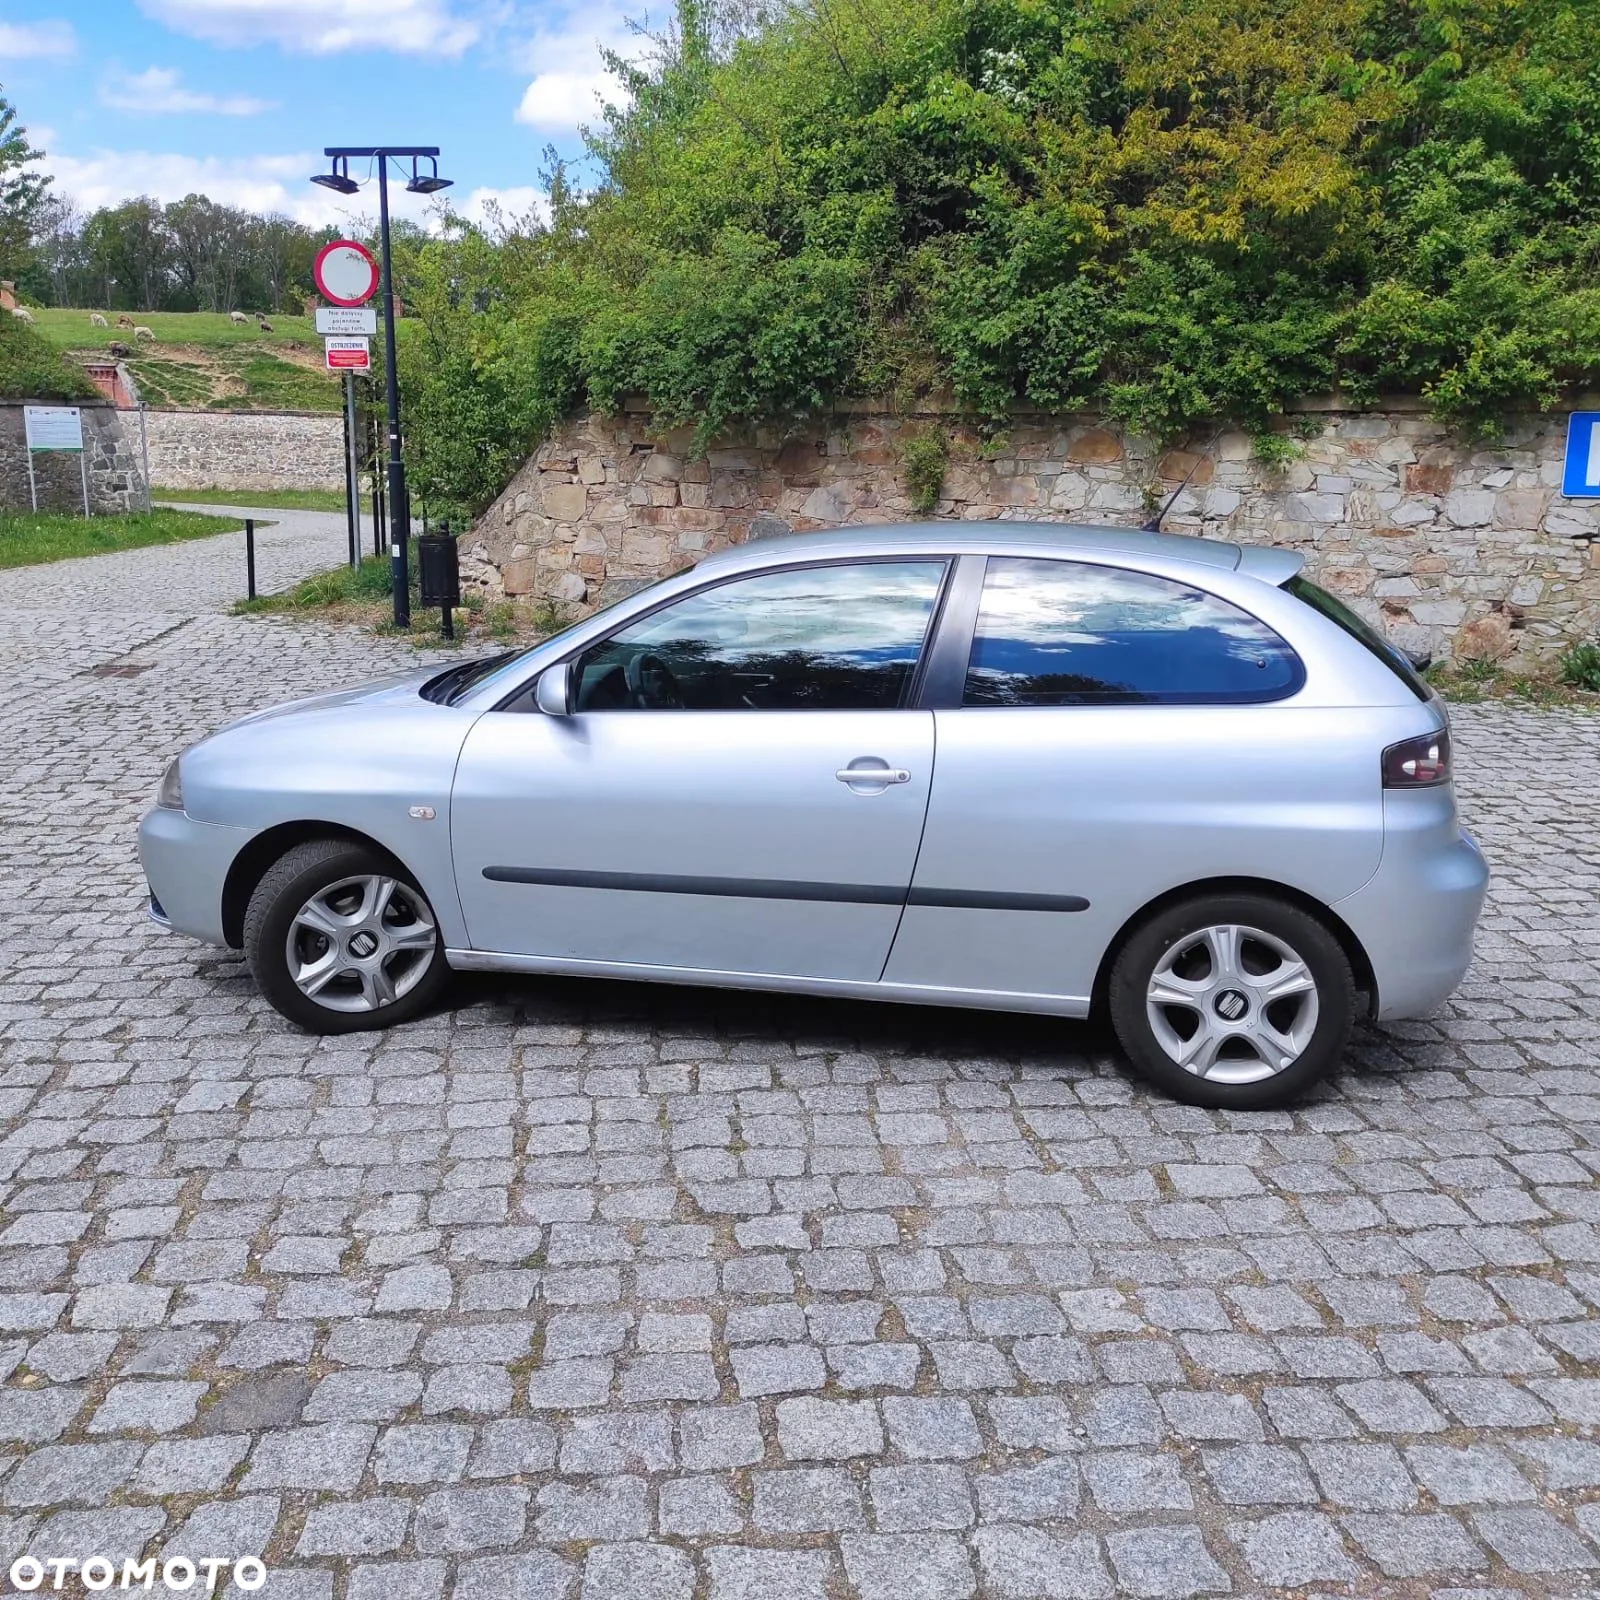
[1383,728,1451,788]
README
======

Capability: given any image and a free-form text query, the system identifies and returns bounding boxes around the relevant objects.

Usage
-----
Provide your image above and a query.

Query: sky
[0,0,653,231]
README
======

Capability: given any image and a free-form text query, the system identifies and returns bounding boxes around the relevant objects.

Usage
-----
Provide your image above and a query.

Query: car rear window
[963,557,1305,706]
[1283,575,1431,702]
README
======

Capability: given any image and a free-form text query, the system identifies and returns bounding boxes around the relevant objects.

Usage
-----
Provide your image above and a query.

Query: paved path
[0,519,1597,1599]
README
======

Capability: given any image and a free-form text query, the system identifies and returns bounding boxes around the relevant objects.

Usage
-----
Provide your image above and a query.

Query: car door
[450,557,949,981]
[882,554,1385,1008]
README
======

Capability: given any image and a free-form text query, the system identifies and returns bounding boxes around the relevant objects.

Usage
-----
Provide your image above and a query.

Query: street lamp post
[311,148,452,628]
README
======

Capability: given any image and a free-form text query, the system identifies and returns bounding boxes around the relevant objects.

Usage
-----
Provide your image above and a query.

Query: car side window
[573,560,949,711]
[963,556,1304,706]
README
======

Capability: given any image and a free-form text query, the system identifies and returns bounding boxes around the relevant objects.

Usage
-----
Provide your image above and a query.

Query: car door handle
[836,764,911,785]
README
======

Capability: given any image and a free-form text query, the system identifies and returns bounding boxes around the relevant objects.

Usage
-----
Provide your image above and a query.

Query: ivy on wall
[397,0,1600,513]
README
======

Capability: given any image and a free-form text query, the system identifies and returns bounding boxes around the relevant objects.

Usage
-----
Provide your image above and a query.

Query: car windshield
[1283,574,1431,702]
[435,575,680,704]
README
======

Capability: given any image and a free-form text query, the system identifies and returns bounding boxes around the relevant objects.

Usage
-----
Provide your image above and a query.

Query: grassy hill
[28,308,342,413]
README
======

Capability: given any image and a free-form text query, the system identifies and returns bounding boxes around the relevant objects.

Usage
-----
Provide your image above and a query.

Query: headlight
[156,758,183,811]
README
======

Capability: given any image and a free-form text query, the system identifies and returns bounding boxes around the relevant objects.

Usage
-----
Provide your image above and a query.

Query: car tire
[1108,892,1355,1109]
[243,838,449,1034]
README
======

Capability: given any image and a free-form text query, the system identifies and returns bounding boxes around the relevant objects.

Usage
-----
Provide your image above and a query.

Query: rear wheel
[1108,893,1355,1109]
[244,839,449,1033]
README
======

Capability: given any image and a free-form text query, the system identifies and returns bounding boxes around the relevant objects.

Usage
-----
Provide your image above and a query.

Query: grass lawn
[0,508,246,568]
[27,308,319,351]
[235,550,561,649]
[126,347,340,411]
[1426,661,1600,710]
[25,308,343,413]
[155,486,350,513]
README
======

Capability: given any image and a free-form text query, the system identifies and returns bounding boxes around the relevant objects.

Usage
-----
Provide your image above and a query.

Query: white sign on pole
[317,306,378,336]
[324,336,372,372]
[23,406,85,451]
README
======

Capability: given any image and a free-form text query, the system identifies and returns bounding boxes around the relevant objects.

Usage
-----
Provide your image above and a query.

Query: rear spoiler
[1236,545,1305,585]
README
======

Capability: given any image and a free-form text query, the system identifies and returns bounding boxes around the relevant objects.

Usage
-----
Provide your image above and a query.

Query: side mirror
[534,662,573,717]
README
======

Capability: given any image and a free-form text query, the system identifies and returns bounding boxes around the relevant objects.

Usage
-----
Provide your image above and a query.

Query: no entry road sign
[325,337,372,371]
[314,239,380,307]
[1562,412,1600,498]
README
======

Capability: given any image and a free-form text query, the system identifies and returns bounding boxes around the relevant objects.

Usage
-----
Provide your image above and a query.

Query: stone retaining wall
[140,409,344,491]
[0,399,148,514]
[467,402,1600,662]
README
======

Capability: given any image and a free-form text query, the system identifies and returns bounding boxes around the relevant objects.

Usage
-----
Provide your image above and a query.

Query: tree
[0,86,50,281]
[251,213,318,313]
[22,194,86,306]
[391,0,1600,514]
[81,198,173,311]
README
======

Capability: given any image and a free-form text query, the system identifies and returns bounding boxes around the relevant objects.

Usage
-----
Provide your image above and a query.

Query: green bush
[0,316,96,401]
[1560,640,1600,693]
[902,428,950,513]
[395,0,1600,513]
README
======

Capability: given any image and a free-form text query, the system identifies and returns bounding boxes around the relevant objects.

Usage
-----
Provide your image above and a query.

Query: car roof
[691,520,1301,583]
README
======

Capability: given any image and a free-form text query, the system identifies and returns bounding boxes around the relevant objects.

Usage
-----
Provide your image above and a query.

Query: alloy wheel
[284,873,437,1014]
[1144,922,1320,1085]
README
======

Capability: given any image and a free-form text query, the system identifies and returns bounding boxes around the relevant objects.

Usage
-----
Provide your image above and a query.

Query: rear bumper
[1334,816,1488,1021]
[137,806,252,947]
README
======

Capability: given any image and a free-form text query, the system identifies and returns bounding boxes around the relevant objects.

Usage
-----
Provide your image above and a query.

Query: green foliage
[0,508,241,569]
[26,191,332,315]
[394,0,1600,512]
[0,86,48,278]
[154,486,348,512]
[236,552,396,614]
[26,308,319,351]
[1250,431,1307,470]
[1559,639,1600,693]
[902,427,950,512]
[0,315,96,400]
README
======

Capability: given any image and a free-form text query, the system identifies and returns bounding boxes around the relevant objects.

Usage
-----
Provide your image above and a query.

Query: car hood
[220,664,442,731]
[177,661,479,833]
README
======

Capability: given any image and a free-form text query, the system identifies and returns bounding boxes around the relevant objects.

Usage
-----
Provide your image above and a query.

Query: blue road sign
[1562,411,1600,497]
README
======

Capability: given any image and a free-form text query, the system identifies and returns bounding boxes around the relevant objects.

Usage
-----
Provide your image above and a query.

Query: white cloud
[512,1,641,132]
[101,66,274,117]
[0,18,77,60]
[136,0,479,56]
[457,185,550,228]
[44,146,449,228]
[515,70,612,132]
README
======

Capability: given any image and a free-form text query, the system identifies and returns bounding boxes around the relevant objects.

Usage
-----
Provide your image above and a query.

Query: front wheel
[1108,893,1355,1109]
[243,839,449,1033]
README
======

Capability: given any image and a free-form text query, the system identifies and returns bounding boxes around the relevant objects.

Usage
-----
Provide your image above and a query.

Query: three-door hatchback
[140,522,1488,1108]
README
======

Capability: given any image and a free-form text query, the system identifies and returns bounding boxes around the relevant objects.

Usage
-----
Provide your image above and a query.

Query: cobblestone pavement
[0,517,1598,1600]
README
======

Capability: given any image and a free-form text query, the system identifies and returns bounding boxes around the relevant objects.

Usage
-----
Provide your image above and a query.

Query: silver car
[139,522,1487,1109]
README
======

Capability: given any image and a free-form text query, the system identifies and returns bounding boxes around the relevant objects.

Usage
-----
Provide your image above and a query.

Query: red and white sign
[324,336,372,371]
[313,239,380,307]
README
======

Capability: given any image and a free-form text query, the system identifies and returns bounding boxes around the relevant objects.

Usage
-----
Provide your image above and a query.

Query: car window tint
[575,560,948,711]
[964,556,1303,706]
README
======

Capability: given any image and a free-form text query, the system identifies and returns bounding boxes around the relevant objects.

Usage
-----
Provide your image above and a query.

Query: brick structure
[139,408,344,491]
[466,401,1600,662]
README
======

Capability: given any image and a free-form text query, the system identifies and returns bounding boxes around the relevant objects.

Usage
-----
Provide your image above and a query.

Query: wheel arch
[221,821,410,949]
[1089,875,1378,1022]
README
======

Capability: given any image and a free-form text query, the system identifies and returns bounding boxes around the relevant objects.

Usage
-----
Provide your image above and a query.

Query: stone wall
[0,399,148,514]
[139,409,344,491]
[466,402,1600,662]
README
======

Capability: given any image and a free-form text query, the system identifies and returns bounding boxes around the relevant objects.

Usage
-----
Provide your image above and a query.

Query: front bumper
[137,806,253,947]
[1335,817,1489,1021]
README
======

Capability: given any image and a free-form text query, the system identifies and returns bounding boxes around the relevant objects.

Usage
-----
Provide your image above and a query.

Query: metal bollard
[245,518,256,600]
